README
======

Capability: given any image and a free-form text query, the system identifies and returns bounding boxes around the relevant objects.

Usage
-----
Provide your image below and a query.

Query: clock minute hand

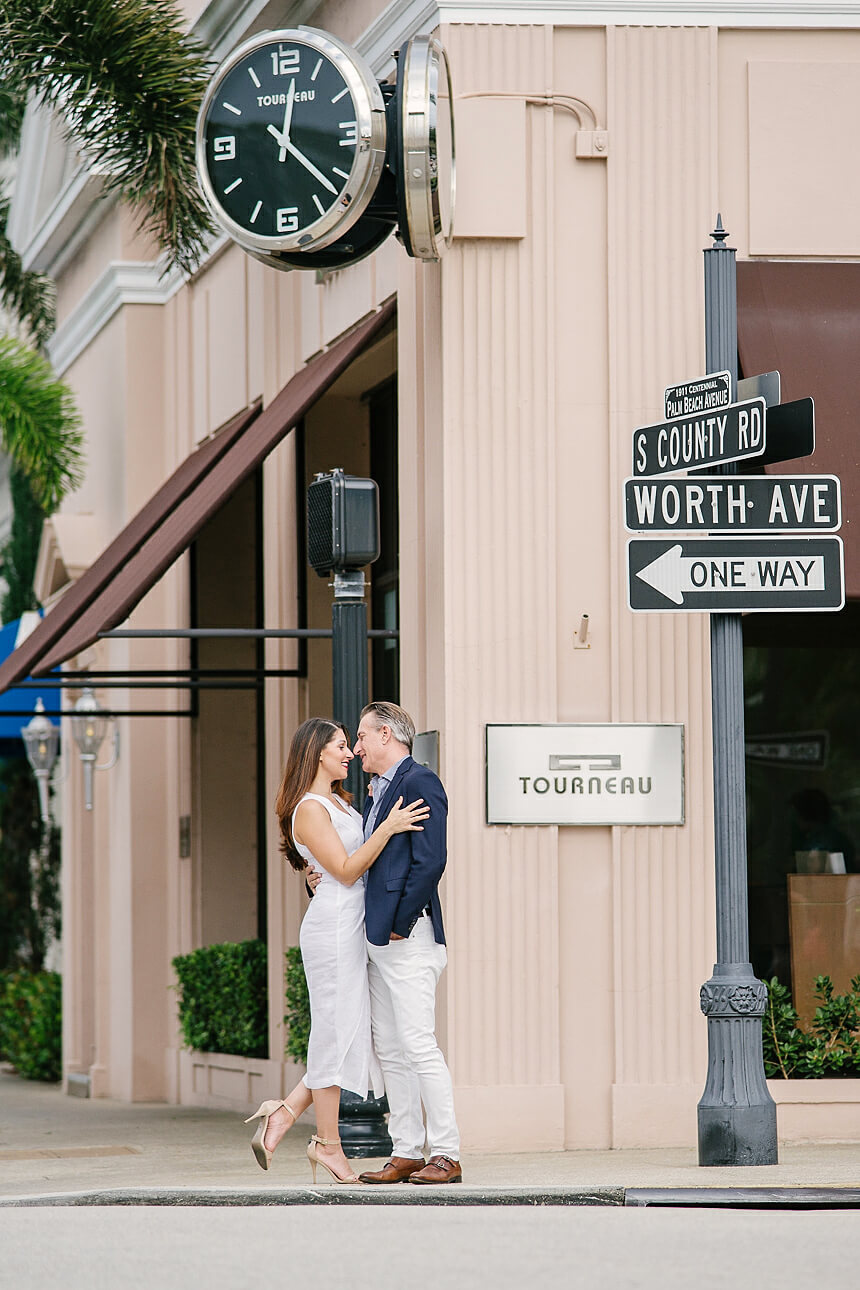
[267,80,297,161]
[284,139,337,194]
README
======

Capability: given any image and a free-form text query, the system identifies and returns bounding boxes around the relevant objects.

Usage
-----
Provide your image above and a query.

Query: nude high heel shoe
[244,1099,298,1170]
[306,1135,361,1185]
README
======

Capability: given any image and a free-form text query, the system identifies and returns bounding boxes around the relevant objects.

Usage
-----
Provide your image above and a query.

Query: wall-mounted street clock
[196,27,388,255]
[394,35,456,261]
[196,27,455,270]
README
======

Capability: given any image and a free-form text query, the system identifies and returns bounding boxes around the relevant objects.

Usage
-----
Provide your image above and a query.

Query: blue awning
[0,615,61,757]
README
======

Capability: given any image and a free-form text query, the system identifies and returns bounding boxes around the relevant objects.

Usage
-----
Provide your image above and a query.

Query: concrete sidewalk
[1,1068,858,1206]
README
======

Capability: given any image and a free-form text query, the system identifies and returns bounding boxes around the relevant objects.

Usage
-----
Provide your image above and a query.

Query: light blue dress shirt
[363,756,408,839]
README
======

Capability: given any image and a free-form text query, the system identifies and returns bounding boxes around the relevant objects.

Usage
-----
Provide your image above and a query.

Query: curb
[625,1187,860,1209]
[2,1185,859,1208]
[0,1185,622,1207]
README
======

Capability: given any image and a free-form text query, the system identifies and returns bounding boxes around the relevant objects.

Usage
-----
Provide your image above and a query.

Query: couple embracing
[245,701,461,1186]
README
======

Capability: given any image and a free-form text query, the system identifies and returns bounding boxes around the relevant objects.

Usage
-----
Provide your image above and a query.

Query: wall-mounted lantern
[21,697,60,824]
[71,687,119,811]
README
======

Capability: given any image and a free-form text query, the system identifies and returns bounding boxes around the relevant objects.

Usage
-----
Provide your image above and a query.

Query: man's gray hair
[360,701,415,751]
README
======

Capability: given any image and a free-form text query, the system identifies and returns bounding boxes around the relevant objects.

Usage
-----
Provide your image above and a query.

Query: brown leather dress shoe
[358,1156,425,1184]
[408,1154,462,1184]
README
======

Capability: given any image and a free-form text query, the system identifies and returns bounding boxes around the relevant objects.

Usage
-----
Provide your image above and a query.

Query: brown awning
[0,400,262,693]
[0,298,395,690]
[737,262,860,596]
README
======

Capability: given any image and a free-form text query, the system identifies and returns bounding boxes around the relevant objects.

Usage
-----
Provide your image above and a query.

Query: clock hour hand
[283,139,338,194]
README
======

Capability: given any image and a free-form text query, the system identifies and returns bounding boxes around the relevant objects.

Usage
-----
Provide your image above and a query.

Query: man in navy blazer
[353,701,461,1185]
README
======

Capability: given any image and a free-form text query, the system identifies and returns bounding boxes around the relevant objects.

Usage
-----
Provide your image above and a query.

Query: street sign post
[627,535,845,612]
[632,396,766,476]
[624,474,841,534]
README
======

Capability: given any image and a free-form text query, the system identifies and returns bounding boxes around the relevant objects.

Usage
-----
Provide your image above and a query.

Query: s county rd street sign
[627,536,845,612]
[623,474,841,534]
[632,397,766,476]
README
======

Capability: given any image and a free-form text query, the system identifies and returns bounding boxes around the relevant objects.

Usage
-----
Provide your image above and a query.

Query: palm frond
[0,78,28,155]
[0,334,84,510]
[0,0,216,276]
[0,195,56,346]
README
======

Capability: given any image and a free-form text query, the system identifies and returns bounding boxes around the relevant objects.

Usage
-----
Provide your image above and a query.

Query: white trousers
[366,916,460,1160]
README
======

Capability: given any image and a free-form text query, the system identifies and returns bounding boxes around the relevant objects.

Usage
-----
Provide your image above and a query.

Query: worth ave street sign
[624,474,841,534]
[627,536,845,612]
[632,396,766,477]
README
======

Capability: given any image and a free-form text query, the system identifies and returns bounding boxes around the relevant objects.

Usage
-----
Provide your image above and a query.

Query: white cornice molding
[435,1,860,24]
[21,167,116,278]
[358,2,441,75]
[47,228,229,376]
[192,0,325,62]
[47,258,186,376]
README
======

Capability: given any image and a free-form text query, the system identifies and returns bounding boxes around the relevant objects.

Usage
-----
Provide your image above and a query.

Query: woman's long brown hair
[275,718,353,871]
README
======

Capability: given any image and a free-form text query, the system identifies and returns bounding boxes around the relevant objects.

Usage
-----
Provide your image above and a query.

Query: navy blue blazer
[363,756,447,946]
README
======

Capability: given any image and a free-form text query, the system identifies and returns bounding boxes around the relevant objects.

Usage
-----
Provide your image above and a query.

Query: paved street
[1,1206,858,1290]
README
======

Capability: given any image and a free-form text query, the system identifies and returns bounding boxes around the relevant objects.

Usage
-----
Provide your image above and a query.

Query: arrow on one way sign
[627,537,845,612]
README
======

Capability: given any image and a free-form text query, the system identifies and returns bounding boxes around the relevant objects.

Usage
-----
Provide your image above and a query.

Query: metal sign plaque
[623,474,841,534]
[737,370,780,408]
[485,723,684,826]
[664,370,731,419]
[627,536,845,612]
[632,397,767,477]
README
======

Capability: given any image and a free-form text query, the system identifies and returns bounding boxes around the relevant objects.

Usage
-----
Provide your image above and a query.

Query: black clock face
[201,38,362,242]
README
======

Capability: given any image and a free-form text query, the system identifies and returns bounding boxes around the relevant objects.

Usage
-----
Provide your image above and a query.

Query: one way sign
[627,537,845,612]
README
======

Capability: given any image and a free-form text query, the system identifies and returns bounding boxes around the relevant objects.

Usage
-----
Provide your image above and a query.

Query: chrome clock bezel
[398,35,456,261]
[195,26,387,254]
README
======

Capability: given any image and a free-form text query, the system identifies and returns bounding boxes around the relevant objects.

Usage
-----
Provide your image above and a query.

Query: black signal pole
[697,217,778,1166]
[331,569,368,801]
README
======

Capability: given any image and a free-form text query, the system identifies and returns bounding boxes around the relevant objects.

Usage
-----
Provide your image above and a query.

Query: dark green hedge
[284,946,310,1065]
[172,939,267,1058]
[0,970,62,1081]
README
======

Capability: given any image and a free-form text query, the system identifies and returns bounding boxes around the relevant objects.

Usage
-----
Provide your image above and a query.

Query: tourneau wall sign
[632,397,766,477]
[624,474,841,534]
[627,536,845,612]
[485,723,685,825]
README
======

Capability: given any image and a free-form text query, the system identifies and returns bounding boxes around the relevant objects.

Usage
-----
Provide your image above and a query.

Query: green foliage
[0,336,83,510]
[0,78,27,154]
[284,946,311,1065]
[0,195,56,347]
[762,975,860,1079]
[0,0,215,276]
[0,969,62,1080]
[172,940,268,1059]
[0,759,61,972]
[1,466,46,622]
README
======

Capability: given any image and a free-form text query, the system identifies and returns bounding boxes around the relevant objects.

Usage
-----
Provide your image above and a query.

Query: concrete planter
[168,1047,307,1115]
[769,1079,860,1142]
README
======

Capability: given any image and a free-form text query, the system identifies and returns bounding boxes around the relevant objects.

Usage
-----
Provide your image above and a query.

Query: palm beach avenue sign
[626,375,845,613]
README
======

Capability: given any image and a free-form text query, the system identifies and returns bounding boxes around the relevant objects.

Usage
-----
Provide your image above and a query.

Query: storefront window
[368,377,399,702]
[744,605,860,992]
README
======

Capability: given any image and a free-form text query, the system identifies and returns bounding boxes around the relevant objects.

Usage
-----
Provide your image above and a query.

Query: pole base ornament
[697,962,778,1166]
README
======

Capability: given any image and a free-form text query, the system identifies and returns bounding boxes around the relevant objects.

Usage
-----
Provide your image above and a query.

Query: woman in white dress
[244,718,428,1184]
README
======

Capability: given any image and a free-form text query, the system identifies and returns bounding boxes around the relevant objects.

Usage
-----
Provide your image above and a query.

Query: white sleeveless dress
[293,793,384,1099]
